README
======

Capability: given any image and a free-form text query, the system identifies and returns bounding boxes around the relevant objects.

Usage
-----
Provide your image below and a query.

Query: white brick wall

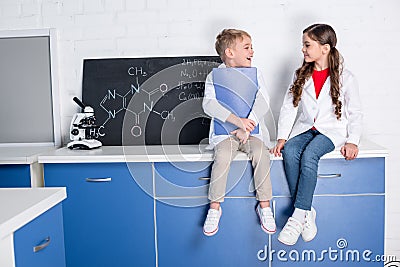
[1,0,399,260]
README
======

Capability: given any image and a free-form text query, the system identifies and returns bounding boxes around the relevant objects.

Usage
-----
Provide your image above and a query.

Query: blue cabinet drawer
[0,164,31,187]
[154,161,212,197]
[315,157,384,194]
[155,160,256,198]
[44,162,156,267]
[14,203,66,267]
[271,157,385,196]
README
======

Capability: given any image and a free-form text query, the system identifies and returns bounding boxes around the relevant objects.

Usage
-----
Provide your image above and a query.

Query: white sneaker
[256,204,276,234]
[278,217,303,246]
[203,207,222,236]
[302,207,317,242]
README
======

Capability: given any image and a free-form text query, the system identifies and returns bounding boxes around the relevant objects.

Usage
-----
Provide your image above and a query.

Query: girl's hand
[231,129,250,144]
[270,139,286,157]
[340,143,359,160]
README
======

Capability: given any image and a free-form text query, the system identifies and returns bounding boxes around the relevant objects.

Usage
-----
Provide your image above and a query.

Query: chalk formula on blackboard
[82,56,221,146]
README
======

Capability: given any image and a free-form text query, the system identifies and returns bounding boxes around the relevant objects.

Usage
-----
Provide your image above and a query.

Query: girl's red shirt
[311,68,329,130]
[312,68,330,99]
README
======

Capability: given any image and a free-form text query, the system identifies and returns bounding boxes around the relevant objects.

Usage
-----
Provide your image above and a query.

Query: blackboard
[82,56,222,146]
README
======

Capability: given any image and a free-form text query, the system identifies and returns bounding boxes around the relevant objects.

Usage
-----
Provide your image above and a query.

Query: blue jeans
[282,129,335,210]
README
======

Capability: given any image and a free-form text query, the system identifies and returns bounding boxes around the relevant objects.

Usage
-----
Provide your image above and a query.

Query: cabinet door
[0,164,31,187]
[154,161,212,198]
[155,160,254,200]
[271,195,385,266]
[314,158,385,195]
[156,197,272,267]
[270,158,385,197]
[44,162,155,267]
[14,203,66,267]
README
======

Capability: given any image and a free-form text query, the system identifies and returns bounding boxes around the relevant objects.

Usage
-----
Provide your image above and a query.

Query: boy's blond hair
[215,29,251,62]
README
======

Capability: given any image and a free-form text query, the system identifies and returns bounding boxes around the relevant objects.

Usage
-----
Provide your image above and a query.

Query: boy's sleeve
[248,71,270,125]
[202,71,232,122]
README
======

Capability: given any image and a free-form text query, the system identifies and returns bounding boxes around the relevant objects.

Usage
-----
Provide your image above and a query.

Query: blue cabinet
[156,198,269,267]
[44,162,155,267]
[0,164,31,187]
[155,160,271,267]
[269,157,385,266]
[155,156,386,267]
[40,150,386,267]
[14,203,66,267]
[271,196,384,266]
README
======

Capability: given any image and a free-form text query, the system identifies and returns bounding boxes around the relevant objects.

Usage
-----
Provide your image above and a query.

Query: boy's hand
[340,143,359,160]
[270,139,286,157]
[226,114,256,132]
[231,129,250,144]
[240,118,256,132]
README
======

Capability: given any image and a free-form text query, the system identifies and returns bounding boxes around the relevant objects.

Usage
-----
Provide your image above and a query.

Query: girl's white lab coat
[277,69,363,148]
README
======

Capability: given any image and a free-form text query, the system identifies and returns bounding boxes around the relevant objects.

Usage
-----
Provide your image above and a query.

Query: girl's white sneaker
[302,207,317,242]
[277,217,303,246]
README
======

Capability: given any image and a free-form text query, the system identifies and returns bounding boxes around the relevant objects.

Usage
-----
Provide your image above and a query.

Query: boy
[202,29,276,236]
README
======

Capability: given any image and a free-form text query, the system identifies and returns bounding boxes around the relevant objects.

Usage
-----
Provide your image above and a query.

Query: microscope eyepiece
[73,97,86,109]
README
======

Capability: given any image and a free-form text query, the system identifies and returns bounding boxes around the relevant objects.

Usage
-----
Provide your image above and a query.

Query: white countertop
[38,139,388,163]
[0,187,66,240]
[0,146,58,164]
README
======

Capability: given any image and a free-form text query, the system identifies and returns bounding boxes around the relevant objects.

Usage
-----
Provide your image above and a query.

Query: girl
[271,24,363,246]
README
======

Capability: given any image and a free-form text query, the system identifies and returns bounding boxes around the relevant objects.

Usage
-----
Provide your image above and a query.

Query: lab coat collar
[303,77,316,101]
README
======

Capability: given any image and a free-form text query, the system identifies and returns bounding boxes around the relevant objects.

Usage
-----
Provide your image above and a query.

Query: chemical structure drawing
[81,57,222,145]
[97,66,175,138]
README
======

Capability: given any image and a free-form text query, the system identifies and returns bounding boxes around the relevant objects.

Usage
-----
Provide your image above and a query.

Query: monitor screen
[0,29,60,146]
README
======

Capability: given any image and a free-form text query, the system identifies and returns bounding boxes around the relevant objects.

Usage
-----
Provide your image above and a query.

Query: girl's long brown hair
[290,24,343,119]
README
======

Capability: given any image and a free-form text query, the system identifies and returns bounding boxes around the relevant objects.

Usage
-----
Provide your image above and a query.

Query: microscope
[67,97,102,149]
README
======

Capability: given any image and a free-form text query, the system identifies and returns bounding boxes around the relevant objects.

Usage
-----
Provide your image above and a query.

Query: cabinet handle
[317,174,341,178]
[198,177,211,181]
[85,177,112,182]
[33,237,51,253]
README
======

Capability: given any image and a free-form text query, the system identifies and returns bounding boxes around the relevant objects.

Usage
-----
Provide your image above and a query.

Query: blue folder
[213,67,259,135]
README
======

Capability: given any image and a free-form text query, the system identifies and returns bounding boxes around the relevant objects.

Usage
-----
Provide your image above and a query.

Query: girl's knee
[301,149,321,163]
[300,153,320,172]
[282,143,298,160]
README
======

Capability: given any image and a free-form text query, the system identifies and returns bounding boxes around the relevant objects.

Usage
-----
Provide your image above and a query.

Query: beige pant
[208,136,272,202]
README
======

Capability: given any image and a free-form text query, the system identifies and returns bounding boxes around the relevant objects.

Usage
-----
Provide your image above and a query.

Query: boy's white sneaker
[256,205,276,234]
[302,207,317,242]
[278,217,303,246]
[203,207,222,236]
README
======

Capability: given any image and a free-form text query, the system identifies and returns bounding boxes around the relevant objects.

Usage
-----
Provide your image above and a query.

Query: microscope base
[67,139,102,150]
